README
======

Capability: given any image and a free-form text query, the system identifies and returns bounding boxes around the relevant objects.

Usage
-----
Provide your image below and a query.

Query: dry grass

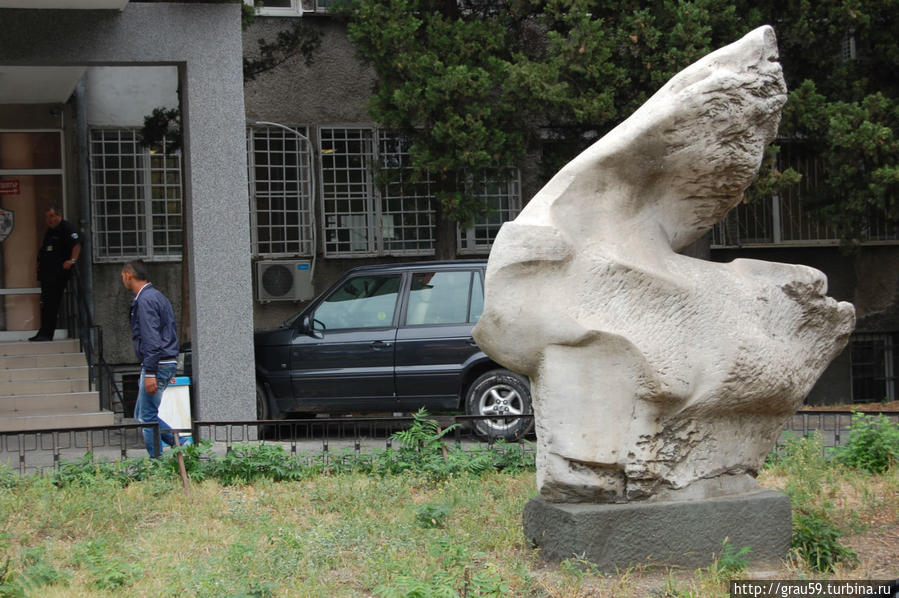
[0,452,895,597]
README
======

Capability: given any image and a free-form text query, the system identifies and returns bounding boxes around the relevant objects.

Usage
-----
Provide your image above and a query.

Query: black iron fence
[2,411,897,476]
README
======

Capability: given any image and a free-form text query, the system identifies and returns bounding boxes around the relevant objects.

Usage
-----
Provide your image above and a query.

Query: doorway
[0,130,66,340]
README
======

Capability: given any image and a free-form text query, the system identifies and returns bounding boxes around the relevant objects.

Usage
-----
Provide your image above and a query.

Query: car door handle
[468,338,478,347]
[371,340,393,350]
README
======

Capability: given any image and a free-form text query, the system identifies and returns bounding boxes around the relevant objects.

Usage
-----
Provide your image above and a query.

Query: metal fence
[2,411,897,476]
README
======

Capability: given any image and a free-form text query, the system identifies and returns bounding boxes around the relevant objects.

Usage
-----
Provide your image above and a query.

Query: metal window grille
[319,127,435,257]
[378,131,435,255]
[457,169,522,254]
[850,333,897,403]
[248,126,314,257]
[712,144,897,248]
[320,127,375,256]
[89,129,182,261]
[841,33,857,62]
[246,0,304,16]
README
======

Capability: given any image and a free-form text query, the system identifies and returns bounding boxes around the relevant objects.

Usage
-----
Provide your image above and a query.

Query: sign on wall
[0,180,20,195]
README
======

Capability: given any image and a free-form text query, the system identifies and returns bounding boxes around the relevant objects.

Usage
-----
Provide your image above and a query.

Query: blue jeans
[135,363,177,457]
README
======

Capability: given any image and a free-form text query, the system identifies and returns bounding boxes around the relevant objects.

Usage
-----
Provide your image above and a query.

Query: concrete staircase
[0,339,114,432]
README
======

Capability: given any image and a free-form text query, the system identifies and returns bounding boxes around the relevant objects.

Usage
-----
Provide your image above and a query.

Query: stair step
[0,392,101,415]
[0,366,90,383]
[0,411,114,433]
[0,353,87,369]
[0,340,80,356]
[0,378,91,395]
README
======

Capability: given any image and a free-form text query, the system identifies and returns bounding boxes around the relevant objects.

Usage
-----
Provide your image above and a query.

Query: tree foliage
[342,0,898,241]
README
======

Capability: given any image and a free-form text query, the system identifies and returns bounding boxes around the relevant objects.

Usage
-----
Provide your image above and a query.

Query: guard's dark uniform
[35,219,81,339]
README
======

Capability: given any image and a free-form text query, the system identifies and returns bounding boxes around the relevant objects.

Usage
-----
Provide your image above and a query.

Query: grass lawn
[0,423,896,597]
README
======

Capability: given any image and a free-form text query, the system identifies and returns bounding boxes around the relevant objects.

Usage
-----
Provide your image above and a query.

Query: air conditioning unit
[256,260,314,302]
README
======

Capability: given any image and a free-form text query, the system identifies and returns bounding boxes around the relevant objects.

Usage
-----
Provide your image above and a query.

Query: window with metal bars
[319,126,520,257]
[319,127,436,257]
[248,125,314,257]
[457,169,522,254]
[850,333,897,403]
[712,143,899,248]
[89,129,182,261]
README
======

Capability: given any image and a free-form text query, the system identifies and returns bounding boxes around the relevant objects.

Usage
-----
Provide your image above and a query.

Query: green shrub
[791,511,858,572]
[764,432,862,573]
[833,413,899,474]
[414,503,451,529]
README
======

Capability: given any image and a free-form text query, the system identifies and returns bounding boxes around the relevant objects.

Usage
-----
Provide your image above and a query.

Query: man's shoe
[28,335,51,342]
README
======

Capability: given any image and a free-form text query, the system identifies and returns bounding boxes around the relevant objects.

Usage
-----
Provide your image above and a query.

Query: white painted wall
[85,66,178,126]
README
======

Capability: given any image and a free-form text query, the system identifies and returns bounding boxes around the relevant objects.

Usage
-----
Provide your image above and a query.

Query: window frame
[89,127,183,263]
[318,126,436,258]
[457,169,523,255]
[247,124,315,258]
[243,0,305,17]
[850,332,897,404]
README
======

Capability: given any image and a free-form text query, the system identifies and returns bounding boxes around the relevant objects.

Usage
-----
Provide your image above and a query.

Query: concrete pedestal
[523,490,791,571]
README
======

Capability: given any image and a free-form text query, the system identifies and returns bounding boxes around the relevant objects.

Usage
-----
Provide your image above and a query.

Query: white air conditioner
[256,260,314,302]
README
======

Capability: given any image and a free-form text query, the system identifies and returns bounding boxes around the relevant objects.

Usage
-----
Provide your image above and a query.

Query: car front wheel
[464,369,533,441]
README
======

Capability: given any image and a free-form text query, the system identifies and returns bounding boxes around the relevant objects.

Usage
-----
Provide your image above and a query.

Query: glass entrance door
[0,131,65,339]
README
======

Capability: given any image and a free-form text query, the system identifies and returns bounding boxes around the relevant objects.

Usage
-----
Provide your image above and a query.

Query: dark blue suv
[253,261,532,440]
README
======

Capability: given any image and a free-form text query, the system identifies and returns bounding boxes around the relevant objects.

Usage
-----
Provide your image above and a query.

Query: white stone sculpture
[472,26,856,503]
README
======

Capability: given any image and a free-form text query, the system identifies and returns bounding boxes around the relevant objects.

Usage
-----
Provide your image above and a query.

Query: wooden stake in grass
[174,433,190,494]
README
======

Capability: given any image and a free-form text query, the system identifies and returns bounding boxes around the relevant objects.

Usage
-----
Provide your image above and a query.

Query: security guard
[31,205,81,342]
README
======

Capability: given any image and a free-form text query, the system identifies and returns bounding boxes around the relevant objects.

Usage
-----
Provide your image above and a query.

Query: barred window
[712,143,898,248]
[248,125,314,257]
[244,0,305,16]
[378,131,435,255]
[319,127,434,257]
[89,129,182,261]
[851,333,897,403]
[457,169,522,254]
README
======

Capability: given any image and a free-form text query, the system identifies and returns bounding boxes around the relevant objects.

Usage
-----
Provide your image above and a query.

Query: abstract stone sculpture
[473,26,855,506]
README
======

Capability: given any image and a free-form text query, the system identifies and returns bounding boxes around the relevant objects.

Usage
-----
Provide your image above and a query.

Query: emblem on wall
[0,208,14,242]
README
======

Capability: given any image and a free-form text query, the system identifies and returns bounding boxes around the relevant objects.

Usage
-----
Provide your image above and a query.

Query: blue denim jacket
[130,283,179,374]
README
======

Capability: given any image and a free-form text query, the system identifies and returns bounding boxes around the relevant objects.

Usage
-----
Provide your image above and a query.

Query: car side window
[469,271,484,323]
[314,274,401,330]
[405,271,474,326]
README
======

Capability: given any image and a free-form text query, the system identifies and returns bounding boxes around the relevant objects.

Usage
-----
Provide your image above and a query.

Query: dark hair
[122,260,149,282]
[43,204,62,215]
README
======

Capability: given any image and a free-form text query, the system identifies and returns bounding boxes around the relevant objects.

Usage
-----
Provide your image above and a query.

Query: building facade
[2,0,896,417]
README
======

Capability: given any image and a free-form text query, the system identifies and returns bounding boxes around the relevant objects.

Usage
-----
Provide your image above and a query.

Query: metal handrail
[65,269,125,413]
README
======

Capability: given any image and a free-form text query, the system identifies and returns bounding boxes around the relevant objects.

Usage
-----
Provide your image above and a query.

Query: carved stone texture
[472,26,855,504]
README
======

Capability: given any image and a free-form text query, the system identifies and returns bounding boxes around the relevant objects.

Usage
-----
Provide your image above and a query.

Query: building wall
[244,18,374,125]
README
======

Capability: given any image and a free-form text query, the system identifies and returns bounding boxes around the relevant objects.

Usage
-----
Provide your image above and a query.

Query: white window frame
[244,0,305,17]
[457,169,522,254]
[89,128,182,263]
[318,126,435,258]
[247,124,315,258]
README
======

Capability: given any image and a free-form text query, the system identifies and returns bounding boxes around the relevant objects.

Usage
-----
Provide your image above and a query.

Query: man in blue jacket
[121,260,180,456]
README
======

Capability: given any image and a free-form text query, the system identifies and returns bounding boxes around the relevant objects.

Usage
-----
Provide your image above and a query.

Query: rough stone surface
[522,490,792,571]
[472,26,856,504]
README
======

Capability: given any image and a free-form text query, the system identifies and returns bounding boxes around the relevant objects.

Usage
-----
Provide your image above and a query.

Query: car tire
[464,369,533,441]
[256,382,277,439]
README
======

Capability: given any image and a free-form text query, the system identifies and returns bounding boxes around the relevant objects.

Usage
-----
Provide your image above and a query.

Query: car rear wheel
[464,369,533,441]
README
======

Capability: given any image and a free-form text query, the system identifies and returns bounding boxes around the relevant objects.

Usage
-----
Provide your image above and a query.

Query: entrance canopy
[0,3,256,422]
